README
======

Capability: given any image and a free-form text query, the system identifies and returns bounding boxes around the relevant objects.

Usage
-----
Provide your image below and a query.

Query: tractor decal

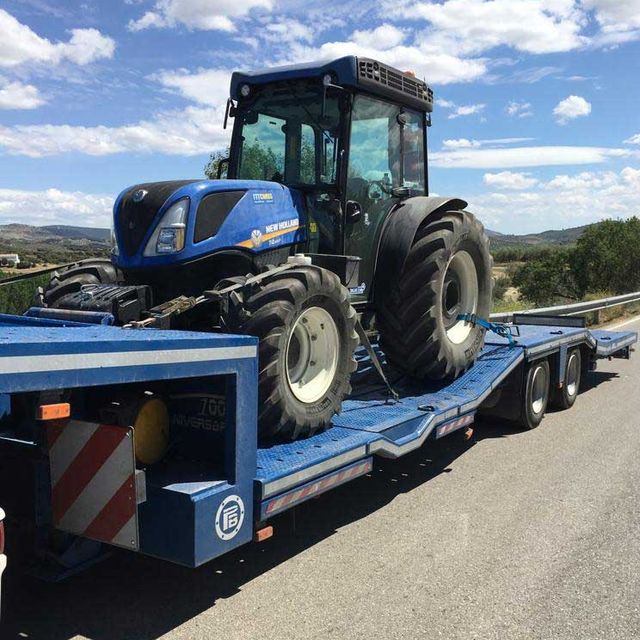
[236,220,300,248]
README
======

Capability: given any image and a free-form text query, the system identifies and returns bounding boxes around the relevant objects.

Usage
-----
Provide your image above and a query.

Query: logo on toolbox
[215,495,245,540]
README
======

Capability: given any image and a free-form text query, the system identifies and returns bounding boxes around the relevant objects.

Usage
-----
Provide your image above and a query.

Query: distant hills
[0,224,110,244]
[0,222,590,264]
[0,224,110,265]
[488,225,589,248]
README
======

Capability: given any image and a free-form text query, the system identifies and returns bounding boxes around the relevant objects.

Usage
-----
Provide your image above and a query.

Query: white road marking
[606,314,640,330]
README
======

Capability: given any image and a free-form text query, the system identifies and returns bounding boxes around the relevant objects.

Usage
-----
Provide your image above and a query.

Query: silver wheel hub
[286,306,340,403]
[531,365,547,414]
[442,250,479,345]
[566,352,579,397]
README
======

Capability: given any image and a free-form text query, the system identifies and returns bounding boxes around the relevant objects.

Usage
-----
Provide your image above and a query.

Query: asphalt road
[2,316,640,640]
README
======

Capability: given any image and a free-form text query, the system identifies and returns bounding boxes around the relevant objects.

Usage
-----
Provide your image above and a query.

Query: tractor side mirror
[345,200,362,224]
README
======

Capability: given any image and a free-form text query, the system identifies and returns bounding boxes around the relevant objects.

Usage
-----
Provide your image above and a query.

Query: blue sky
[0,0,639,233]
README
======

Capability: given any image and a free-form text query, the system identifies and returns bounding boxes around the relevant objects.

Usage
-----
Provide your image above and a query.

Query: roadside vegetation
[492,217,640,319]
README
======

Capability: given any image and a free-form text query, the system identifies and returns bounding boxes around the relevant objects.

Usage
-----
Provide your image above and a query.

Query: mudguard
[373,196,467,306]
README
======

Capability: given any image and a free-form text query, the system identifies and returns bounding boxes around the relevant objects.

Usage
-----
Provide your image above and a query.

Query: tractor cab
[227,57,433,300]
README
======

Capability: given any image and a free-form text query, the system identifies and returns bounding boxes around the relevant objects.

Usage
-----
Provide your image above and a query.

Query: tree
[570,217,640,296]
[512,248,579,306]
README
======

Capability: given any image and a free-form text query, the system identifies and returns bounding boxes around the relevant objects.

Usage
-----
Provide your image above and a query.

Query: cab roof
[230,56,433,113]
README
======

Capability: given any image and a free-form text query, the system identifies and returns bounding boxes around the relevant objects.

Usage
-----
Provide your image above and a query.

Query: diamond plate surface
[256,427,372,483]
[485,324,587,349]
[590,329,638,356]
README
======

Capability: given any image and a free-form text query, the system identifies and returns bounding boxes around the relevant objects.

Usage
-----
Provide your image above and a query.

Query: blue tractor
[38,56,493,441]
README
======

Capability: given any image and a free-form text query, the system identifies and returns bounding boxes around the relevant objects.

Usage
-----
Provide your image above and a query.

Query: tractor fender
[373,196,467,306]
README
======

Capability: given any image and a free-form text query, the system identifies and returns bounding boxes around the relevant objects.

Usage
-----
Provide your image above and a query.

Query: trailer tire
[377,210,492,380]
[550,348,581,410]
[35,259,121,308]
[222,265,359,441]
[520,359,550,429]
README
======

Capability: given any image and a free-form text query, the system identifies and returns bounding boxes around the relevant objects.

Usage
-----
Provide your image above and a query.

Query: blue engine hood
[112,179,306,269]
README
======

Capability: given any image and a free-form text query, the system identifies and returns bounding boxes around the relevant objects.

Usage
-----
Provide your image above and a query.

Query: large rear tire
[36,259,121,308]
[222,265,358,441]
[377,210,493,380]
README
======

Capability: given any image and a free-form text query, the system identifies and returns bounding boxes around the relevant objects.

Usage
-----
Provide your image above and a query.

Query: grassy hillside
[490,225,589,249]
[0,223,110,265]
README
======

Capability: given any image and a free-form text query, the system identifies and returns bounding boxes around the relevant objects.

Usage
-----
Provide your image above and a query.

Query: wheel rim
[442,250,479,345]
[286,306,340,404]
[531,365,548,414]
[566,352,579,397]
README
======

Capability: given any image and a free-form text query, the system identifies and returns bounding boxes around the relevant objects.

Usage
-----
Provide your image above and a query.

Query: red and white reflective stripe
[266,460,372,515]
[436,413,474,438]
[47,420,138,550]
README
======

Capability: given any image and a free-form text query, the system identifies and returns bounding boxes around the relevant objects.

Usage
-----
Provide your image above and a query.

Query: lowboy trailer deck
[0,310,635,577]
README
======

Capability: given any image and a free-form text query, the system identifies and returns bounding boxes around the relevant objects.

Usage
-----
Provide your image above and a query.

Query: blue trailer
[0,310,635,578]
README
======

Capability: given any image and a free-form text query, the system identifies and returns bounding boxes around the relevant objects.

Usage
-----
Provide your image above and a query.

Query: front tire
[377,210,493,380]
[36,258,121,308]
[222,265,358,441]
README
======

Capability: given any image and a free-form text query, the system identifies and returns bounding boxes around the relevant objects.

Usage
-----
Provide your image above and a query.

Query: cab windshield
[233,81,341,188]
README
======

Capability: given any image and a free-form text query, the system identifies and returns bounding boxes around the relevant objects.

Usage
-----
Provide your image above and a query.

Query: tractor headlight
[143,198,189,256]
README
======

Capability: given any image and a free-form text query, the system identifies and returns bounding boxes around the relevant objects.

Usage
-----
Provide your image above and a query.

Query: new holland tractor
[37,56,493,441]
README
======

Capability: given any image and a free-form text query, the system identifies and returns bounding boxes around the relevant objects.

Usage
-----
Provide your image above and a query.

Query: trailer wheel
[35,259,121,308]
[377,210,493,380]
[520,359,550,429]
[551,348,582,410]
[222,265,359,441]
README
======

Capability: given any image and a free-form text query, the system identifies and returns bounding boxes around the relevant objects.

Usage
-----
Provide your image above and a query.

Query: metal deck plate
[256,343,523,497]
[590,329,638,356]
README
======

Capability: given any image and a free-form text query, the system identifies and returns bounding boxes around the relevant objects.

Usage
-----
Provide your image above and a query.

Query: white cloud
[0,104,228,157]
[442,137,534,149]
[0,188,113,227]
[471,166,640,233]
[401,0,587,55]
[432,145,636,169]
[154,68,231,106]
[128,0,273,32]
[483,171,538,189]
[448,102,485,118]
[262,19,315,43]
[443,138,482,149]
[553,95,592,124]
[0,79,45,109]
[506,100,533,117]
[0,9,115,68]
[352,24,405,49]
[583,0,640,35]
[624,133,640,145]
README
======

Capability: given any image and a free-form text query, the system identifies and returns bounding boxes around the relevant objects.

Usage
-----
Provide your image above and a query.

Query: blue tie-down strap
[457,313,518,346]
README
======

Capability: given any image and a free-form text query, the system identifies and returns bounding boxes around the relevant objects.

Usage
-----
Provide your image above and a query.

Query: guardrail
[0,262,73,287]
[490,291,640,323]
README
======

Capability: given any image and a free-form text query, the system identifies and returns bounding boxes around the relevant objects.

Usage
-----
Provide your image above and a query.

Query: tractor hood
[112,179,306,269]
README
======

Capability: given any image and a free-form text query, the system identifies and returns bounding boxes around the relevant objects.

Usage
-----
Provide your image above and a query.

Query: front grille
[357,59,433,111]
[117,180,197,256]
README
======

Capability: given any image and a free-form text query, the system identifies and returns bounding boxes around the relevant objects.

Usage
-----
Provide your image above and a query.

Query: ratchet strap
[457,313,517,346]
[355,320,399,402]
